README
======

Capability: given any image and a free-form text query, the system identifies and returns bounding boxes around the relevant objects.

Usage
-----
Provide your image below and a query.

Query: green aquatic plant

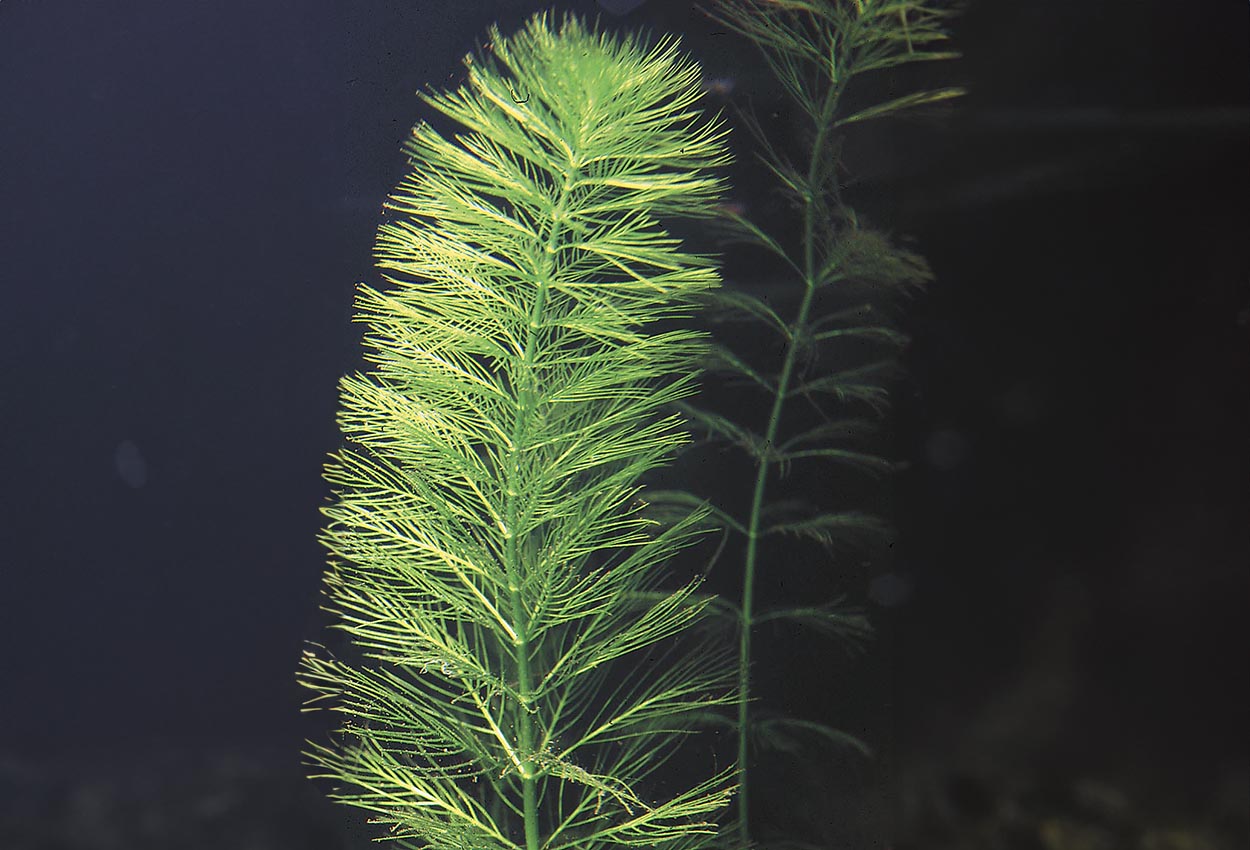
[668,1,964,845]
[298,13,736,849]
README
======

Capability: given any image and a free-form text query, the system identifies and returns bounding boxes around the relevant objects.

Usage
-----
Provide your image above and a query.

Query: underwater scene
[2,1,1247,848]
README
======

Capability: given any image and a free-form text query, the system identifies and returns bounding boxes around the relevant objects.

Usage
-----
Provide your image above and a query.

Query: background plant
[298,14,737,849]
[653,1,965,846]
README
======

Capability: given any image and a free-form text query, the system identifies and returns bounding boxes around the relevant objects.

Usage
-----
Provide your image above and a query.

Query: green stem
[502,167,577,850]
[505,322,542,850]
[735,66,843,849]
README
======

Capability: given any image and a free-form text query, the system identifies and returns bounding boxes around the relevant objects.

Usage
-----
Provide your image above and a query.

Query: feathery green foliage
[662,1,963,845]
[298,14,736,849]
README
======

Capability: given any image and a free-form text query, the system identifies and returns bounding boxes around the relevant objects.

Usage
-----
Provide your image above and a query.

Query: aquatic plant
[298,13,737,849]
[675,1,965,845]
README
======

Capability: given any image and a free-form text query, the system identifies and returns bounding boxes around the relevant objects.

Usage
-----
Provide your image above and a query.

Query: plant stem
[735,52,843,847]
[503,167,578,850]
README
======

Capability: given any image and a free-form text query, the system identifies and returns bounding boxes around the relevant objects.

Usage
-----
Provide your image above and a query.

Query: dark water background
[2,0,1246,847]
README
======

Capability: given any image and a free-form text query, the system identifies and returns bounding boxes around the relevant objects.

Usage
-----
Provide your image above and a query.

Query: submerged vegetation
[677,1,964,846]
[299,3,962,847]
[300,13,736,849]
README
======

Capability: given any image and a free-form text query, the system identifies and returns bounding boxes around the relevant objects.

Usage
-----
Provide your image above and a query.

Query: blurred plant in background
[648,1,965,846]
